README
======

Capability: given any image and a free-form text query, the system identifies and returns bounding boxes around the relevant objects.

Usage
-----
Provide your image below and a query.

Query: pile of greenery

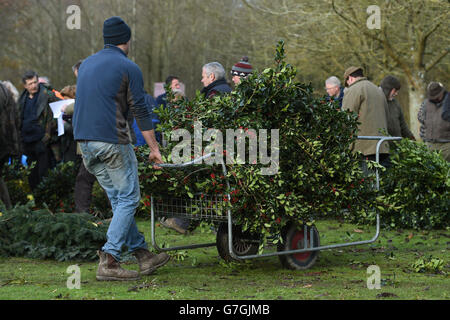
[0,202,107,261]
[411,255,446,274]
[139,41,380,243]
[378,139,449,230]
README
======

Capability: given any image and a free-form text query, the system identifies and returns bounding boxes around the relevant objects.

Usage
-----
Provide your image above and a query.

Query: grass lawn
[0,218,448,300]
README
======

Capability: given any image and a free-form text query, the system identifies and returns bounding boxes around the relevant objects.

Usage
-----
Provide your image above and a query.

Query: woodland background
[0,0,449,137]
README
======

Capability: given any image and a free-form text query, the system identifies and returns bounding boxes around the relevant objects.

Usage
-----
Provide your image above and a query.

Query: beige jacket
[342,78,389,156]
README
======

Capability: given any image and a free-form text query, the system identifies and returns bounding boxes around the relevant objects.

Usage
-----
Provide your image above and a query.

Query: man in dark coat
[0,81,21,209]
[380,75,415,140]
[18,70,60,191]
[200,62,232,99]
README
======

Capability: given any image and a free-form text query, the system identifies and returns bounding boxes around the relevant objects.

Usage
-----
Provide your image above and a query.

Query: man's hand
[141,129,163,169]
[148,150,163,169]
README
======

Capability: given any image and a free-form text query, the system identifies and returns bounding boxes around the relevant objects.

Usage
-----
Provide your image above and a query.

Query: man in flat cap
[73,16,169,281]
[342,66,390,171]
[418,82,450,161]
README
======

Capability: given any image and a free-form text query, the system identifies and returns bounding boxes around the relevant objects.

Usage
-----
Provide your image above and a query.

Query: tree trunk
[407,77,427,140]
[132,0,136,62]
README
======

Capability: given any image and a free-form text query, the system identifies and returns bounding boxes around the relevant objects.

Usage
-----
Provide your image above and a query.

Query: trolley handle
[356,136,402,190]
[356,136,402,163]
[152,137,402,168]
[151,152,217,169]
[150,151,230,189]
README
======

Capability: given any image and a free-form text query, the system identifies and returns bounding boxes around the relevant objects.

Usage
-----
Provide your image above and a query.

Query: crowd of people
[326,68,449,164]
[0,16,448,281]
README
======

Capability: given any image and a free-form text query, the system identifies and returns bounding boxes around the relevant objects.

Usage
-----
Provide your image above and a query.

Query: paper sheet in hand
[58,113,64,136]
[49,99,74,119]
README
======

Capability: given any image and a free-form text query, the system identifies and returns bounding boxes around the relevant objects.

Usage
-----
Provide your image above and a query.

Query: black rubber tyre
[277,223,320,270]
[216,223,260,262]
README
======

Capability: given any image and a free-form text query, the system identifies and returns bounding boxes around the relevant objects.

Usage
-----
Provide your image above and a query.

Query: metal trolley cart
[150,136,401,270]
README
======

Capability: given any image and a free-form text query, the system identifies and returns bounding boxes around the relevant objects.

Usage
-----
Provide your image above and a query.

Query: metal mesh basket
[151,193,229,222]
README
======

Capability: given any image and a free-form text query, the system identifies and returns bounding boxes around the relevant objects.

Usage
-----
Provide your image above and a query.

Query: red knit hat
[231,56,253,77]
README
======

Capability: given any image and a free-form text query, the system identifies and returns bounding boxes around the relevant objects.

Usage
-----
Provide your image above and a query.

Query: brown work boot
[132,248,170,275]
[96,250,140,281]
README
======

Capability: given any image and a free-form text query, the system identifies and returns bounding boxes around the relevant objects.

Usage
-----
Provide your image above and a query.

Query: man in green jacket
[342,66,390,169]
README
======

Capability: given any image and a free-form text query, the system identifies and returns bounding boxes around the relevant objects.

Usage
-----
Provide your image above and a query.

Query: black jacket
[18,84,59,146]
[201,79,232,99]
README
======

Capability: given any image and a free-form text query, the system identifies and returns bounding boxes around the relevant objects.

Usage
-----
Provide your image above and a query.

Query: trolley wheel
[277,223,320,270]
[216,223,259,262]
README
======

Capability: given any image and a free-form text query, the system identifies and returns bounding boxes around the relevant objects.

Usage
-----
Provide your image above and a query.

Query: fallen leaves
[55,293,71,299]
[193,283,211,291]
[405,233,414,242]
[303,271,327,277]
[314,292,329,298]
[376,292,399,299]
[128,279,158,292]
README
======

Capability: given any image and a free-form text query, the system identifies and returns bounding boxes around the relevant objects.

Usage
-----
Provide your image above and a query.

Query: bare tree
[331,0,449,138]
[3,0,446,128]
[241,0,450,138]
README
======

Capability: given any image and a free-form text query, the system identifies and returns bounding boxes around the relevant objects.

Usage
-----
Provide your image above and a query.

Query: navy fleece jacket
[73,45,153,144]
